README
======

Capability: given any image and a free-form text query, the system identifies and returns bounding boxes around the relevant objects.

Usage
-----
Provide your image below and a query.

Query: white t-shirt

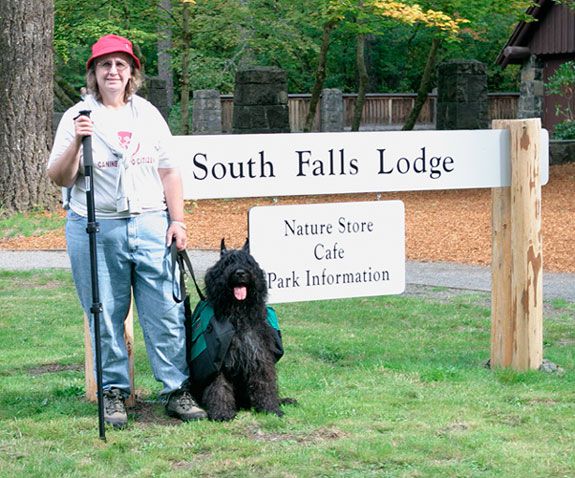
[49,94,178,218]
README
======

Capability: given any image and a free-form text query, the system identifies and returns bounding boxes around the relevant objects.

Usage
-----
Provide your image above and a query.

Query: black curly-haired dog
[191,239,286,421]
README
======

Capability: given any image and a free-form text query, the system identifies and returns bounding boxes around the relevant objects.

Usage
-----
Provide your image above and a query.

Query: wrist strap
[171,220,187,231]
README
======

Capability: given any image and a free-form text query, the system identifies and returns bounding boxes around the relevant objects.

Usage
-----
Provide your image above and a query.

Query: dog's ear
[220,238,226,255]
[242,238,250,253]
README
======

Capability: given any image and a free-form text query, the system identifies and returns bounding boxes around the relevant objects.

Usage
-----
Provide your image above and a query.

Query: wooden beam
[491,118,543,370]
[85,299,135,405]
[491,185,513,367]
[504,46,531,62]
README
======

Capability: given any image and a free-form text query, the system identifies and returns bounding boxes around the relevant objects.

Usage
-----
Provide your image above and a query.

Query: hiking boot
[166,389,207,421]
[103,388,128,429]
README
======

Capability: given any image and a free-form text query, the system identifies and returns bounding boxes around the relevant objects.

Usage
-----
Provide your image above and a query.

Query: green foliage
[553,120,575,140]
[554,0,575,9]
[320,0,529,93]
[545,61,575,110]
[431,0,531,92]
[52,0,529,103]
[1,270,574,477]
[54,0,159,94]
[54,0,159,62]
[170,0,245,95]
[546,61,575,138]
[167,101,192,135]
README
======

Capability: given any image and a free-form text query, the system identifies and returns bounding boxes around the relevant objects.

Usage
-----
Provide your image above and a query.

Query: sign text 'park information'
[249,201,405,304]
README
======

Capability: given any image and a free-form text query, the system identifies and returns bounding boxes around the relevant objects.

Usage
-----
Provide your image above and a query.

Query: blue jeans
[66,209,188,397]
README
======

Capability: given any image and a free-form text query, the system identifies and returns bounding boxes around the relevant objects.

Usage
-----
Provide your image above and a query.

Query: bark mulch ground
[2,163,573,273]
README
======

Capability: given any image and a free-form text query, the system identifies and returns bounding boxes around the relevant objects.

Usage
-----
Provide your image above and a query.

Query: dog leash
[171,243,205,303]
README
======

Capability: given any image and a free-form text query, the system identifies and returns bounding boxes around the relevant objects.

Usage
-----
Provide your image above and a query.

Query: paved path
[1,250,573,302]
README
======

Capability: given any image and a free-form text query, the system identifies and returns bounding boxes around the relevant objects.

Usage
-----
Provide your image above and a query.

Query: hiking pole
[78,110,106,441]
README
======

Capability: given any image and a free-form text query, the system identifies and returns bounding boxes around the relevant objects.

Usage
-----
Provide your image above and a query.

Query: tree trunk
[158,0,174,109]
[180,2,191,135]
[351,33,368,132]
[304,20,336,133]
[402,37,441,131]
[238,0,256,69]
[0,0,57,212]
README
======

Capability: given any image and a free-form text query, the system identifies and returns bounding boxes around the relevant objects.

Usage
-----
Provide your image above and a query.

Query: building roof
[496,0,575,68]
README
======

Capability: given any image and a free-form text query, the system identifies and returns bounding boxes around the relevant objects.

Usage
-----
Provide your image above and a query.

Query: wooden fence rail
[220,92,519,133]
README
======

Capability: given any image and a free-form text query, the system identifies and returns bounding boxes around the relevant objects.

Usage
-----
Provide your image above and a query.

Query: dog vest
[171,245,284,385]
[186,298,284,384]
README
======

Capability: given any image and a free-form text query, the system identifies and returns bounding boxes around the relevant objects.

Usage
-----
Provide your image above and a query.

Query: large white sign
[249,201,405,304]
[175,129,549,200]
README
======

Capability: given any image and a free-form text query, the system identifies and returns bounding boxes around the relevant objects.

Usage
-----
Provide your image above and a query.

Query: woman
[48,34,206,427]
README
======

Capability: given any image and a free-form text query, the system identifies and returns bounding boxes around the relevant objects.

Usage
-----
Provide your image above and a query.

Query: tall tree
[304,19,338,132]
[303,0,467,132]
[0,0,57,212]
[351,32,369,131]
[351,0,368,131]
[402,36,440,130]
[353,0,467,131]
[158,0,175,109]
[237,0,256,68]
[179,0,193,134]
[400,0,532,129]
[303,0,347,132]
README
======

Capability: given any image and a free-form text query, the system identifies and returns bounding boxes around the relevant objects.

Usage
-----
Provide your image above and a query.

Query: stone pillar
[146,77,169,120]
[320,88,344,132]
[192,89,222,135]
[436,60,489,130]
[518,55,544,119]
[232,67,290,134]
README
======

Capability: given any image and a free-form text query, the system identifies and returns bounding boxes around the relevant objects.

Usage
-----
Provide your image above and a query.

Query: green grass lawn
[0,210,65,240]
[0,270,574,477]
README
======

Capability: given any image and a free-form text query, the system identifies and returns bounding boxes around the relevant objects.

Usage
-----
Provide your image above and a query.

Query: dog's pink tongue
[234,286,247,301]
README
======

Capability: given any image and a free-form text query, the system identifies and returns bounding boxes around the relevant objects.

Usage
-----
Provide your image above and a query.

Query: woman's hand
[47,113,92,187]
[74,114,93,144]
[159,167,187,252]
[166,221,187,251]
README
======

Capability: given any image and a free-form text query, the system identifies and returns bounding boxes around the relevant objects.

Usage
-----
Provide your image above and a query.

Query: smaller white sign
[249,201,405,304]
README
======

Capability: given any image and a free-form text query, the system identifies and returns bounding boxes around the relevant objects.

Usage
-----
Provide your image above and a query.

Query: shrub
[552,119,575,140]
[545,61,575,139]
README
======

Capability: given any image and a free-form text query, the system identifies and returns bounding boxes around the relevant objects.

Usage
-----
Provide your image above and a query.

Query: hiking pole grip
[78,111,97,226]
[78,110,94,168]
[79,109,106,441]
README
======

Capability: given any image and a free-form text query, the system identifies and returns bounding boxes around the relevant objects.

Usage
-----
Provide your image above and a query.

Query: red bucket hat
[86,34,141,70]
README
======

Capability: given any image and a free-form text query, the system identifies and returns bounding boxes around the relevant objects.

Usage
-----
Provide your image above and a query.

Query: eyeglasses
[96,59,130,72]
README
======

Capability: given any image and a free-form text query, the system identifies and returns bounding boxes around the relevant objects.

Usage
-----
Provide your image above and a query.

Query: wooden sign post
[84,301,135,406]
[491,118,543,370]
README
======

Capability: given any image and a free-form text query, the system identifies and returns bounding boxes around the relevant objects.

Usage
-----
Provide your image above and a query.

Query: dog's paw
[280,397,298,406]
[209,410,237,421]
[207,404,237,421]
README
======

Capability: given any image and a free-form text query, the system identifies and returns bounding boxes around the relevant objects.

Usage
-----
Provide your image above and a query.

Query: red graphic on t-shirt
[117,130,146,165]
[118,131,132,149]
